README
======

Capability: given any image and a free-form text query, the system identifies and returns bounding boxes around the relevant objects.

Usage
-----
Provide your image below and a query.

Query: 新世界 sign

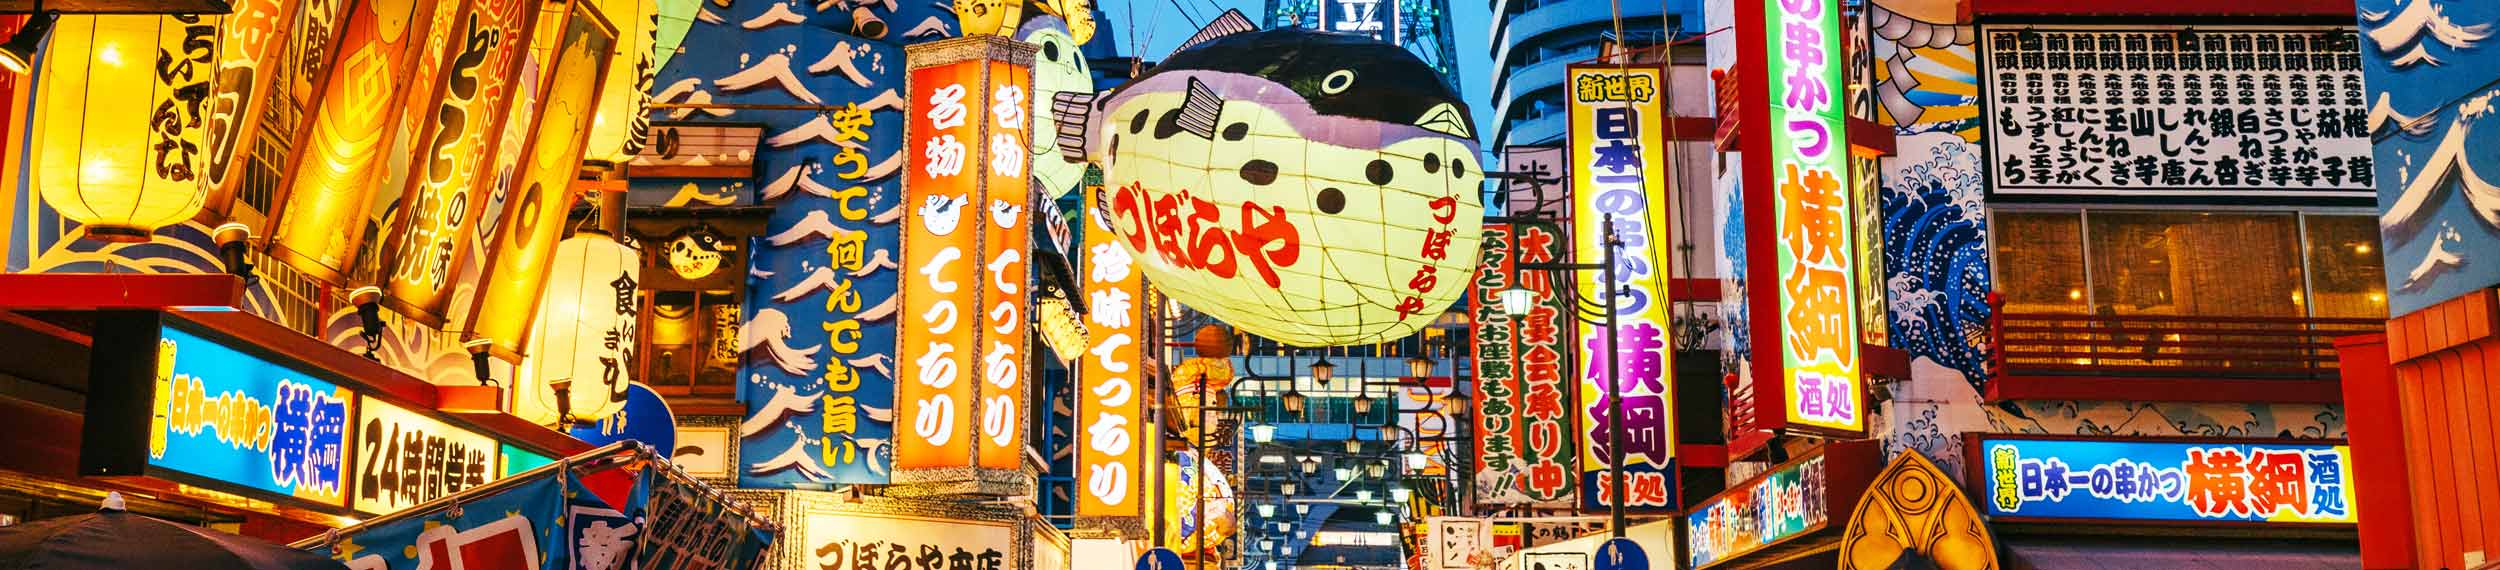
[1974,436,2356,525]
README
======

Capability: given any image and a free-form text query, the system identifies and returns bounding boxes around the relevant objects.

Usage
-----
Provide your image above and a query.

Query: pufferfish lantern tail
[1051,91,1096,163]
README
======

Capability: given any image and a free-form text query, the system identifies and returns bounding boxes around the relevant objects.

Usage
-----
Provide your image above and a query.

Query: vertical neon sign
[1565,63,1677,511]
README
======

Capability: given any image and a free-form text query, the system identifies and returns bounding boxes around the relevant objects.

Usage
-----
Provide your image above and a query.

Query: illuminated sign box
[80,314,357,512]
[1683,440,1877,568]
[1965,435,2357,526]
[353,397,504,515]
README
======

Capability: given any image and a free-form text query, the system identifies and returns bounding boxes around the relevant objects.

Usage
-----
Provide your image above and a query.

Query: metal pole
[1602,212,1627,539]
[1195,399,1207,570]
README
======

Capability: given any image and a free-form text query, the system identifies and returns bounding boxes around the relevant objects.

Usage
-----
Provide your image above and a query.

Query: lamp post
[1493,201,1633,539]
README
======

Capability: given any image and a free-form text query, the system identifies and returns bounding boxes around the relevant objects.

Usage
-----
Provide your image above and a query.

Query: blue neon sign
[1979,437,2355,525]
[150,325,354,507]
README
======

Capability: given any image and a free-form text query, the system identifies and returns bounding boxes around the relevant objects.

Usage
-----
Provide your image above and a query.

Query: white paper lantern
[514,230,640,424]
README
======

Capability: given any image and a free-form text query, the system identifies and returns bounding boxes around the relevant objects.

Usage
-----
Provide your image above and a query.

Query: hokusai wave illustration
[2360,0,2500,315]
[666,0,927,487]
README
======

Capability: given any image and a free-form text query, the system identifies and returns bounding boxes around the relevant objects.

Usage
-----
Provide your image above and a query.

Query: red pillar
[2334,333,2413,570]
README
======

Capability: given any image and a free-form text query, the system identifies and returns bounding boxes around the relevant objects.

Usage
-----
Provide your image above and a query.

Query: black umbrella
[0,493,347,570]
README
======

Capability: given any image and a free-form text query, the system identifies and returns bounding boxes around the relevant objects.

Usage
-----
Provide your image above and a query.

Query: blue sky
[1105,0,1497,147]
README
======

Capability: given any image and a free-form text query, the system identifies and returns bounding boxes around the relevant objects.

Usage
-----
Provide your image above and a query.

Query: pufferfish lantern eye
[1321,69,1355,95]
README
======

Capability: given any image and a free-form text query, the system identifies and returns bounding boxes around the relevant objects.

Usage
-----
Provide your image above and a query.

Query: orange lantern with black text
[34,14,220,242]
[512,230,640,425]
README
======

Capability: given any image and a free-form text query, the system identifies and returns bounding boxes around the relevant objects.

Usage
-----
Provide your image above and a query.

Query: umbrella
[0,493,347,570]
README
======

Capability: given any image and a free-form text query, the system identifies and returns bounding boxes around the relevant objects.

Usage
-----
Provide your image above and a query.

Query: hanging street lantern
[513,229,640,425]
[1309,357,1336,386]
[581,0,657,174]
[34,14,220,242]
[1405,356,1434,379]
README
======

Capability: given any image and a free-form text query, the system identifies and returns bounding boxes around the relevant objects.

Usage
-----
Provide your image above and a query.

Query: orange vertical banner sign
[374,0,543,324]
[895,36,1036,481]
[198,0,302,221]
[464,0,617,355]
[895,57,983,473]
[1076,171,1147,523]
[975,58,1032,471]
[265,0,444,284]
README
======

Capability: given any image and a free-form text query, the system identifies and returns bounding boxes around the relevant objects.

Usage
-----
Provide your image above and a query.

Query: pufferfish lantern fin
[1176,77,1224,139]
[1171,9,1256,57]
[1052,91,1096,161]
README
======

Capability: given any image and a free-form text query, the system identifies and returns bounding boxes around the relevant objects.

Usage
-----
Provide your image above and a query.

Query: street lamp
[1299,455,1321,475]
[1351,391,1375,416]
[1308,356,1336,386]
[1257,503,1277,518]
[1391,486,1411,502]
[1281,481,1299,495]
[1295,503,1311,515]
[1281,388,1307,416]
[1493,209,1636,538]
[1404,452,1429,472]
[1374,510,1393,525]
[1356,489,1374,502]
[1249,424,1277,443]
[1333,467,1354,482]
[1404,355,1434,379]
[1366,461,1388,479]
[1496,287,1537,317]
[1346,438,1364,454]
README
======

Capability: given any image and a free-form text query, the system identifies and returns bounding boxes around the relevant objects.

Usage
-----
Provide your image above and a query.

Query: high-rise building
[1485,0,1701,149]
[1265,0,1464,88]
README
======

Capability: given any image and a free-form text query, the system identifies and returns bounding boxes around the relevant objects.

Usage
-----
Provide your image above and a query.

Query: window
[641,290,742,396]
[1991,209,2386,319]
[2303,215,2387,318]
[2088,211,2304,317]
[1993,212,2089,314]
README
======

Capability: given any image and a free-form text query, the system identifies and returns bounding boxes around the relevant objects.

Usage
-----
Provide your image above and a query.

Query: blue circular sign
[568,382,677,454]
[1594,538,1648,570]
[1135,548,1183,570]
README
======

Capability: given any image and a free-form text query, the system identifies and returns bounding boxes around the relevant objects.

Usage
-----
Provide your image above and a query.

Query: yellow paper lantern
[513,230,640,424]
[35,14,221,242]
[582,0,658,168]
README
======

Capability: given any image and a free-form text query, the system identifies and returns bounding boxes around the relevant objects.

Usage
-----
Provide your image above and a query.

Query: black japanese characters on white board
[1981,27,2373,199]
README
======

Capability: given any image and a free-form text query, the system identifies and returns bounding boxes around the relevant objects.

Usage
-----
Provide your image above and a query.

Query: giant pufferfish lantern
[1054,12,1483,347]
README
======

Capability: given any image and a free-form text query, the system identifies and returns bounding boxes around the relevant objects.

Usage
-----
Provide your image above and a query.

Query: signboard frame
[1682,440,1878,568]
[1564,62,1680,513]
[1961,433,2360,528]
[1974,25,2374,203]
[79,310,361,515]
[1726,0,1867,458]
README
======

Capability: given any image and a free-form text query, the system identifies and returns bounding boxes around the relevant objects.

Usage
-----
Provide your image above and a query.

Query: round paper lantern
[35,14,221,242]
[583,0,659,168]
[516,230,641,424]
[1162,450,1238,557]
[1065,28,1482,346]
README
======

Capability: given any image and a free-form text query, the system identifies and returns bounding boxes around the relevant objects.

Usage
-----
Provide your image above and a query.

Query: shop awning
[2003,537,2359,569]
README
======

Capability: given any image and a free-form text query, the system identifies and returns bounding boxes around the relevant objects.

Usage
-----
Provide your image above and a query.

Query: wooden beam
[1986,375,2345,404]
[0,274,243,310]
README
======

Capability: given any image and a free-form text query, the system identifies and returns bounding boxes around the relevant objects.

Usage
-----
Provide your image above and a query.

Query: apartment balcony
[1987,302,2381,404]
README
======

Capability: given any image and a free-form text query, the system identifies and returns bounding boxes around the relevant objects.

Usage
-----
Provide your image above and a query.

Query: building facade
[1486,0,1704,150]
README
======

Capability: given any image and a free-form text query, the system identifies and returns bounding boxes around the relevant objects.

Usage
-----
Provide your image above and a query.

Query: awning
[2004,537,2359,569]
